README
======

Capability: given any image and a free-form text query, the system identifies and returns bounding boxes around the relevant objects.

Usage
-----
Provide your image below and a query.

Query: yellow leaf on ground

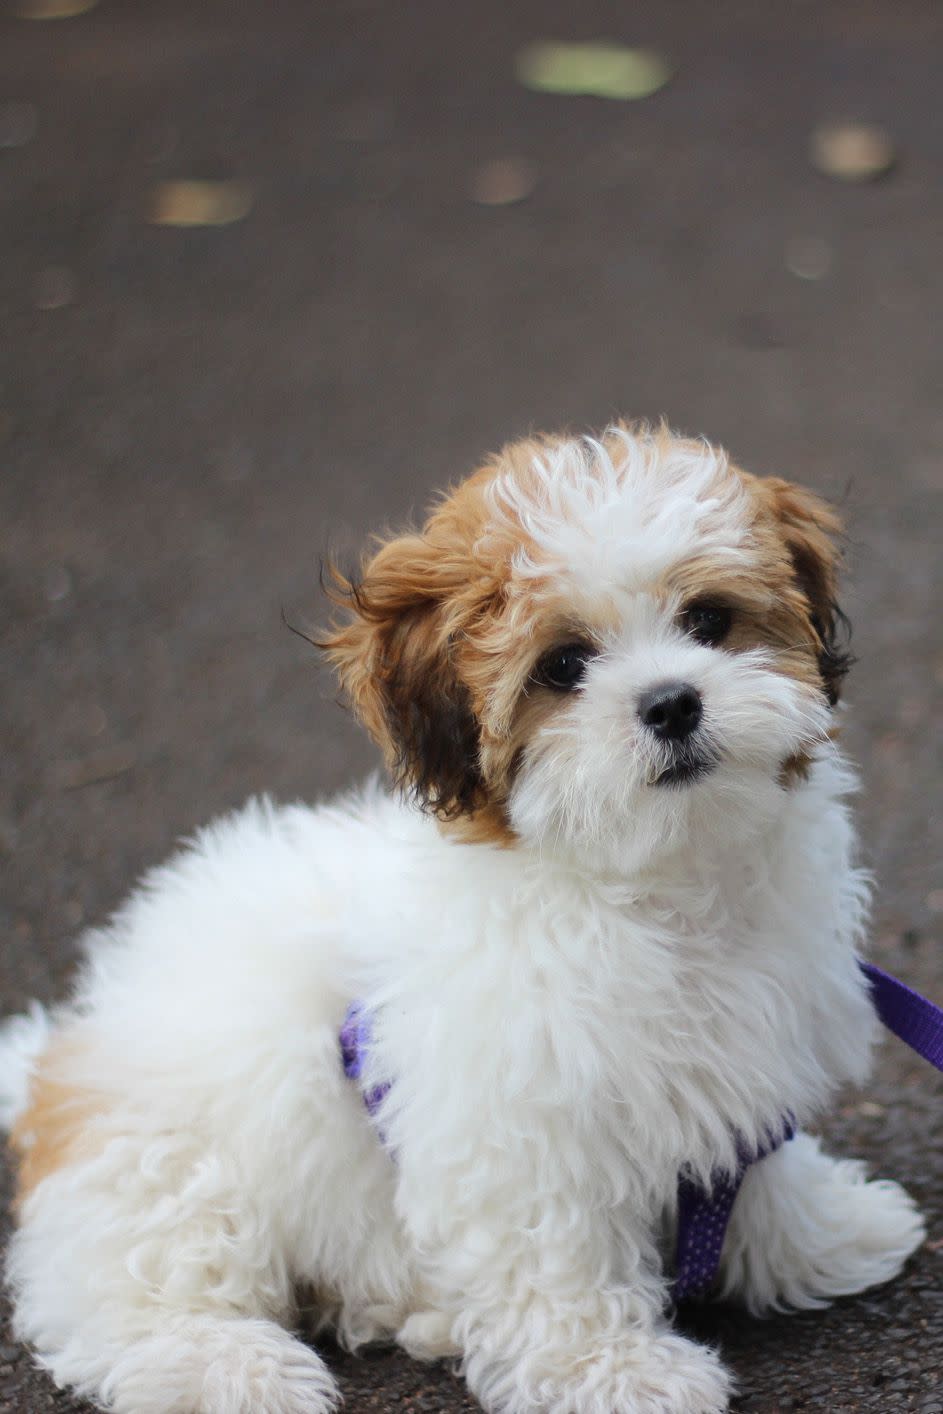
[516,41,672,101]
[15,0,99,18]
[50,745,137,791]
[148,180,255,228]
[810,122,896,182]
[470,158,537,206]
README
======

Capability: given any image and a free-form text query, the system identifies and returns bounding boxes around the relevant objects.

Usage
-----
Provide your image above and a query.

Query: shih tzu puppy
[0,423,926,1414]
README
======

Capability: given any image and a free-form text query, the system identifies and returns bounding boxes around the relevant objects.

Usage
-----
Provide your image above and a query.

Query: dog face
[324,424,849,871]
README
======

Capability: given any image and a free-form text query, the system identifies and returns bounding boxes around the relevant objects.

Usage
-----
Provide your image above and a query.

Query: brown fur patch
[9,1037,106,1208]
[321,447,557,841]
[740,473,849,704]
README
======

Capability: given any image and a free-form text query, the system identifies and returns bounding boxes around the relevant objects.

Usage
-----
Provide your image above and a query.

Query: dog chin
[650,751,718,788]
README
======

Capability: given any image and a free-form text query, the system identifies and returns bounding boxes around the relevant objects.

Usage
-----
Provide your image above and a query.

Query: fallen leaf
[470,157,537,206]
[50,745,137,791]
[148,180,255,228]
[516,41,672,101]
[810,122,896,182]
[784,236,832,281]
[80,703,108,737]
[14,0,98,16]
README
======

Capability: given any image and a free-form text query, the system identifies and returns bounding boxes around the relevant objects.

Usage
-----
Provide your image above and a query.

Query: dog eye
[681,602,733,647]
[532,642,596,691]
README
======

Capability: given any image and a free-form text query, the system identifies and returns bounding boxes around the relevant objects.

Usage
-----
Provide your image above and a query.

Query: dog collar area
[339,960,943,1303]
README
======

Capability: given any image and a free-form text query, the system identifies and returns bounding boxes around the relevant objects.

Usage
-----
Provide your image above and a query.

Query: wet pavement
[1,1,942,1409]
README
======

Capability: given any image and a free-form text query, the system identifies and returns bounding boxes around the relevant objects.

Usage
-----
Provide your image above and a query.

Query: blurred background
[1,2,941,1409]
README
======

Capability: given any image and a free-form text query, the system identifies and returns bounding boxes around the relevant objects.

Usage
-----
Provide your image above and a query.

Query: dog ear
[765,479,852,705]
[320,533,485,819]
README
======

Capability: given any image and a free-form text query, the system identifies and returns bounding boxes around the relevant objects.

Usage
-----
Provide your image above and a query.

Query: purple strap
[339,1001,392,1116]
[860,960,943,1071]
[673,1123,796,1303]
[340,958,943,1305]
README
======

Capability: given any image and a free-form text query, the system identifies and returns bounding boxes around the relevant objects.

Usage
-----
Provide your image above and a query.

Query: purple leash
[859,960,943,1072]
[340,959,943,1304]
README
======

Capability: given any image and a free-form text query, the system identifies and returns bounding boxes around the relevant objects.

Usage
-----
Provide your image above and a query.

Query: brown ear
[765,478,852,705]
[320,533,485,818]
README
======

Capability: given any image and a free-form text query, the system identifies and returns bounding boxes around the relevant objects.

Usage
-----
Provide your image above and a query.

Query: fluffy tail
[0,1003,50,1132]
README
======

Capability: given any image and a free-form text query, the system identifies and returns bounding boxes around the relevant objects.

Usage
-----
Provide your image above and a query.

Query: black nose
[638,682,703,741]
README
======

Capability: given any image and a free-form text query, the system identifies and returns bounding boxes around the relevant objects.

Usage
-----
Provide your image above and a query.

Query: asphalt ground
[1,1,942,1410]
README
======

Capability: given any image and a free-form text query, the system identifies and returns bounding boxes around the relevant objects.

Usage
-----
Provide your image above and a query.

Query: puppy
[0,423,926,1414]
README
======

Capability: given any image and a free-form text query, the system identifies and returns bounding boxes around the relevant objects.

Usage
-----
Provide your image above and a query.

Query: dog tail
[0,1004,50,1132]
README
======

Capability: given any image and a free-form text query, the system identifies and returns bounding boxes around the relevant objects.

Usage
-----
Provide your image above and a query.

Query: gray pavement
[1,1,941,1409]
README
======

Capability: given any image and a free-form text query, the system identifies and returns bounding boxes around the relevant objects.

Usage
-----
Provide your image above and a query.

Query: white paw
[203,1335,340,1414]
[810,1172,927,1293]
[397,1308,461,1360]
[471,1329,731,1414]
[199,1323,339,1414]
[97,1317,340,1414]
[612,1332,732,1414]
[722,1132,927,1314]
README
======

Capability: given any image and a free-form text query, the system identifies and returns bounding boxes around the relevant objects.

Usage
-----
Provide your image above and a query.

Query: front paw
[470,1330,731,1414]
[603,1332,732,1414]
[722,1133,926,1313]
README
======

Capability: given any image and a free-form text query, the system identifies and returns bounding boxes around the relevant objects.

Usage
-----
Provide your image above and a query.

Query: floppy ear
[765,478,852,705]
[320,533,485,819]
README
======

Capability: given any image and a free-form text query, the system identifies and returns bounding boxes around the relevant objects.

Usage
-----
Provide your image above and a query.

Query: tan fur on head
[750,477,850,706]
[321,423,850,841]
[321,466,505,830]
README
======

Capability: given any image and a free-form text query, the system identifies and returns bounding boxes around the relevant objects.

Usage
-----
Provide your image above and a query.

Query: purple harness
[340,959,943,1303]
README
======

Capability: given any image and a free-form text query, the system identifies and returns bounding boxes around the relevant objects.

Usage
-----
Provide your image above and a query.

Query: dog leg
[454,1272,732,1414]
[396,1162,730,1414]
[718,1130,926,1313]
[6,1141,340,1414]
[463,1316,732,1414]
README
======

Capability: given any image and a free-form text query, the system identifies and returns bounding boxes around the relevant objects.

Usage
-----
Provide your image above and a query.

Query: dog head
[323,423,849,872]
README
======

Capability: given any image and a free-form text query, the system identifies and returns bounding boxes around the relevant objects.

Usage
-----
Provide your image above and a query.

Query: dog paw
[97,1317,340,1414]
[612,1332,732,1414]
[200,1328,340,1414]
[396,1308,461,1360]
[471,1329,731,1414]
[805,1172,927,1296]
[723,1134,926,1313]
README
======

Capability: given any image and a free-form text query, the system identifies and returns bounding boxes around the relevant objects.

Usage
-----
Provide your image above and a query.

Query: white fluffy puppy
[0,423,926,1414]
